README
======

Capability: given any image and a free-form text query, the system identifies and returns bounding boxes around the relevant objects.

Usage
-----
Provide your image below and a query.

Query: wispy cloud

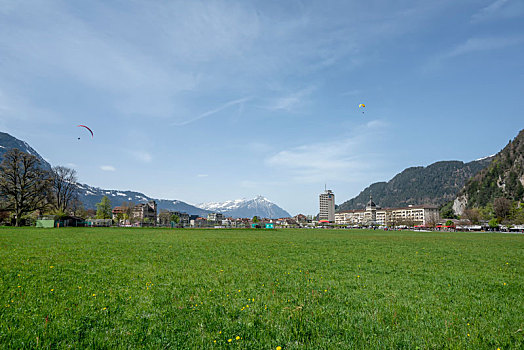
[100,165,116,172]
[423,35,524,71]
[130,151,152,163]
[471,0,524,22]
[197,174,208,178]
[442,36,524,59]
[340,89,362,97]
[265,120,389,183]
[173,97,251,126]
[265,87,316,112]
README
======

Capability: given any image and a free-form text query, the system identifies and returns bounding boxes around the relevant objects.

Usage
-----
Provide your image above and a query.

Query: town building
[319,189,335,222]
[207,212,224,223]
[335,196,440,227]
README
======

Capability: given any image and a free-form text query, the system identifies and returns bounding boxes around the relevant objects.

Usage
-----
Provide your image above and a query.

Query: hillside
[0,132,51,170]
[75,183,211,216]
[0,132,210,216]
[338,158,493,211]
[455,129,524,210]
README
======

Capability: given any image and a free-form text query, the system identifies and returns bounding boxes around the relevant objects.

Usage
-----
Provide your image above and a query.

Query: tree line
[0,148,108,226]
[440,197,524,228]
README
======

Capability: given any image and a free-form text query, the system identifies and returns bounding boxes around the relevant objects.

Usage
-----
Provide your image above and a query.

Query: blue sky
[1,0,523,215]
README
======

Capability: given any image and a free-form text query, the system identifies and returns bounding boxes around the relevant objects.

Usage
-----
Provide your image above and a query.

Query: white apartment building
[319,189,335,222]
[207,212,224,223]
[335,197,439,226]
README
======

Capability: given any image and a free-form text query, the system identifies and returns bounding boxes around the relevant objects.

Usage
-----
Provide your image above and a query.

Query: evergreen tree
[96,196,112,219]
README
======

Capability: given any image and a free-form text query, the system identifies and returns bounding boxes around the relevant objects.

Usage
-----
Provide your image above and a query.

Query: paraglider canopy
[359,103,365,114]
[77,125,93,138]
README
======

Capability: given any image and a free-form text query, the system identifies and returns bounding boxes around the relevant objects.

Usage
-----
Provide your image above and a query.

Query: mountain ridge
[0,132,210,216]
[454,129,524,214]
[338,158,493,211]
[197,195,291,218]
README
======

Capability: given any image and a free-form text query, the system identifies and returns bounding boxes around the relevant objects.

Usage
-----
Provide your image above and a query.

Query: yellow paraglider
[359,103,365,114]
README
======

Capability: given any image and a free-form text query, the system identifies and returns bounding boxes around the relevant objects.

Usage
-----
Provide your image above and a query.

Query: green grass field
[1,227,522,349]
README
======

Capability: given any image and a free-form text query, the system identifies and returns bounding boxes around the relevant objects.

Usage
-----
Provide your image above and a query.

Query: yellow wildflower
[228,339,232,343]
[235,336,240,340]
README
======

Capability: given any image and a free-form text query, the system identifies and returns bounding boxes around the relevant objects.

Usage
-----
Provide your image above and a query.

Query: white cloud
[442,36,524,59]
[471,0,524,22]
[173,97,251,126]
[423,35,524,71]
[131,151,152,163]
[265,87,316,112]
[265,120,389,183]
[100,165,116,171]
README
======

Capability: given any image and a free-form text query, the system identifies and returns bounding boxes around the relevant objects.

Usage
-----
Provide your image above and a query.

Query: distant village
[32,189,523,232]
[36,199,315,229]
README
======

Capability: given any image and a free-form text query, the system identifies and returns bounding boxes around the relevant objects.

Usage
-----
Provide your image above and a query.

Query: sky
[1,0,523,215]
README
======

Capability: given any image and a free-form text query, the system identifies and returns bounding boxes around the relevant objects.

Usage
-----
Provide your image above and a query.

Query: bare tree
[120,201,135,223]
[462,208,481,224]
[425,211,439,228]
[158,209,172,226]
[51,166,78,214]
[0,149,51,226]
[493,198,511,221]
[70,198,88,218]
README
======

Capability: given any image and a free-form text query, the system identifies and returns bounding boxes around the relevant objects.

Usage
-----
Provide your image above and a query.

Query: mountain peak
[197,196,290,218]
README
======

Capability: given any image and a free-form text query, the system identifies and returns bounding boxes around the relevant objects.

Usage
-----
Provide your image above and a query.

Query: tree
[120,201,135,223]
[96,196,112,219]
[0,149,51,226]
[70,198,88,218]
[252,216,259,223]
[462,208,481,224]
[493,198,511,221]
[158,210,171,226]
[170,214,180,225]
[488,218,499,229]
[479,204,493,221]
[440,202,456,219]
[50,166,78,214]
[425,211,439,228]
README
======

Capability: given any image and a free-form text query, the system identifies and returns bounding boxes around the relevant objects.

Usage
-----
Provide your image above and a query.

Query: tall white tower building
[319,189,335,222]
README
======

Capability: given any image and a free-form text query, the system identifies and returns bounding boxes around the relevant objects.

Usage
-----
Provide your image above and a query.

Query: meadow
[0,227,522,349]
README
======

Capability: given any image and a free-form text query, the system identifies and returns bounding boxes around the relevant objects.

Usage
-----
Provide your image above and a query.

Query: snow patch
[475,154,496,161]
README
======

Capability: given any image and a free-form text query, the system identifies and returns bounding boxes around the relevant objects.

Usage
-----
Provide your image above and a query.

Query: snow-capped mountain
[197,195,290,219]
[74,183,210,215]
